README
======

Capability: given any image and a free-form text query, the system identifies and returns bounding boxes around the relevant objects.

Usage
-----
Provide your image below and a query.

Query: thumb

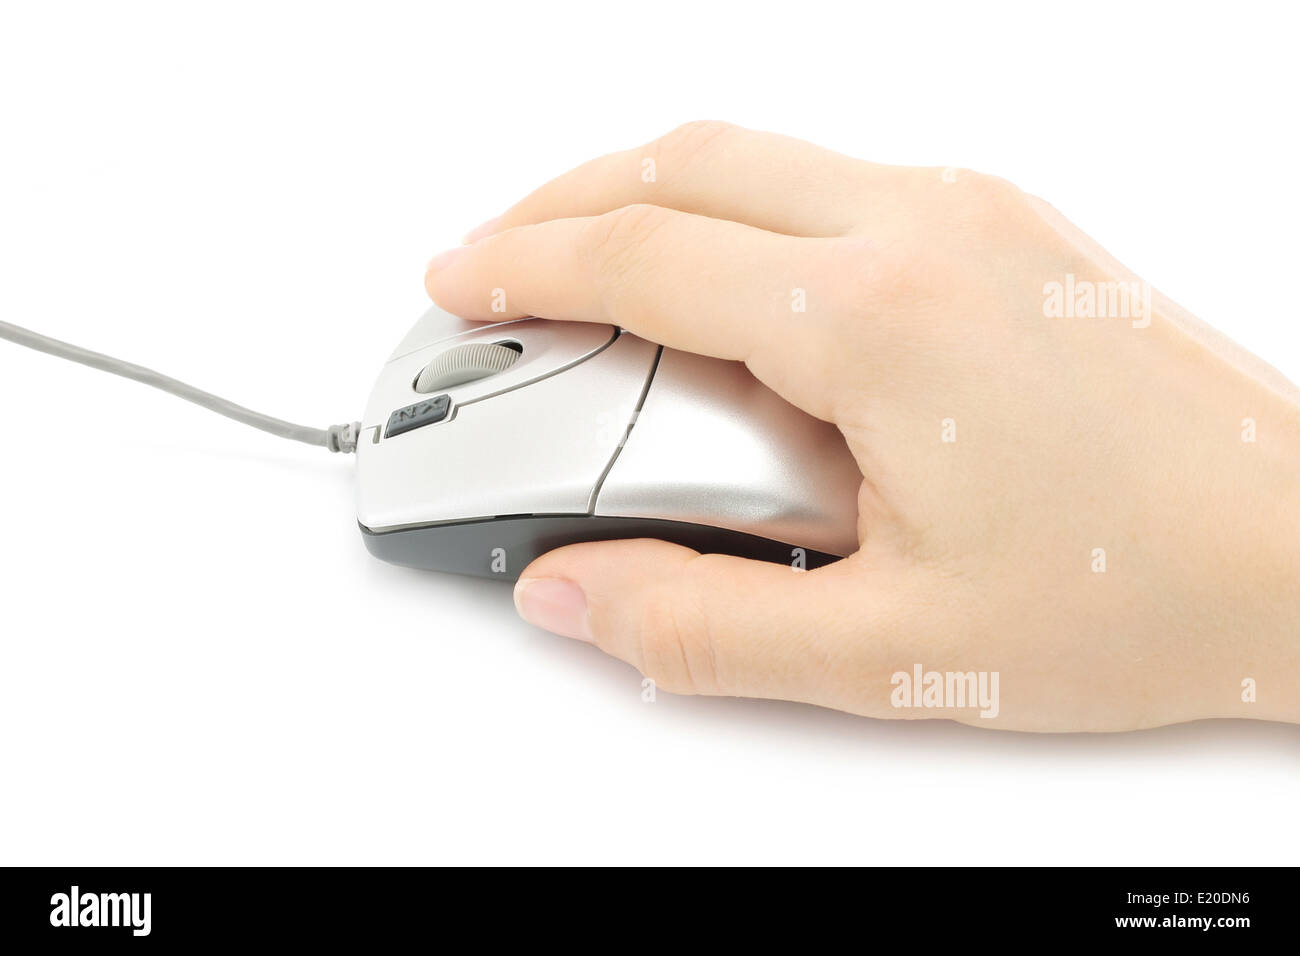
[512,538,864,701]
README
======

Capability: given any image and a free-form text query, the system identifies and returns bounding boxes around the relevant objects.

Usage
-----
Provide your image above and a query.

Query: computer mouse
[356,306,862,580]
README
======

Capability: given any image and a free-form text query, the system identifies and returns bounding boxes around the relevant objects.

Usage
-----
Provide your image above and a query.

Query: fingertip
[424,246,464,295]
[513,575,594,643]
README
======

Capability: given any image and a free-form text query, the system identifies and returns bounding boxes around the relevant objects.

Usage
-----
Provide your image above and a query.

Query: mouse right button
[593,349,861,558]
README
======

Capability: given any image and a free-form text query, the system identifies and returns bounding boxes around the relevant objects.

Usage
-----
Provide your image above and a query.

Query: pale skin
[424,121,1300,732]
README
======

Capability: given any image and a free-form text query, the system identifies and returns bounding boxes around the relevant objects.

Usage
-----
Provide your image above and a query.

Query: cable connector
[326,422,362,454]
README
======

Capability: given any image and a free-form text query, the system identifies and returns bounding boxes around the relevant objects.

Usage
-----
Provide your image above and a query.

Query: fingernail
[462,215,502,244]
[425,246,468,274]
[514,577,593,643]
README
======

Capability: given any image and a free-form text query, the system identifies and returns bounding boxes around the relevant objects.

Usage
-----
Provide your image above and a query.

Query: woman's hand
[424,121,1300,731]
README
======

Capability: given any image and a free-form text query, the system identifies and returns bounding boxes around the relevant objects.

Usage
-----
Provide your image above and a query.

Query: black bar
[0,866,1291,945]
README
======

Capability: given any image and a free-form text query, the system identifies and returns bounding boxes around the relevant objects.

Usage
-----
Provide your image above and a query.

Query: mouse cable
[0,319,361,453]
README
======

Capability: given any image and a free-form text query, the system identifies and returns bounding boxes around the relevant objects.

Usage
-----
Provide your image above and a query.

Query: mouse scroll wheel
[414,342,521,393]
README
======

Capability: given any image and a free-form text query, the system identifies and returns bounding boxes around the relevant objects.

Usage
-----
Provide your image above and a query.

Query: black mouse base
[360,514,843,581]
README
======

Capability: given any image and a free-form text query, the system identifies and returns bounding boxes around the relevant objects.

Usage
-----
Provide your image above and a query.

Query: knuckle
[949,170,1028,228]
[635,584,719,696]
[650,120,737,173]
[586,202,671,292]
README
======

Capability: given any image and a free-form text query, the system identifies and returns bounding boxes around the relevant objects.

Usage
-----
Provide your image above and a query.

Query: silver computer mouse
[356,307,861,580]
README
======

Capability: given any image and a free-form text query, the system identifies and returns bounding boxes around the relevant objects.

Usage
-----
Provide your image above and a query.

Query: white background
[1,1,1297,865]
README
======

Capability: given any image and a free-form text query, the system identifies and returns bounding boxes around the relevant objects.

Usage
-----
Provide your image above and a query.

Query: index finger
[465,121,882,242]
[426,204,864,421]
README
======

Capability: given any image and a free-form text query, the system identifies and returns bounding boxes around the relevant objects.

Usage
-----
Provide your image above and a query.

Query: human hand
[424,122,1300,731]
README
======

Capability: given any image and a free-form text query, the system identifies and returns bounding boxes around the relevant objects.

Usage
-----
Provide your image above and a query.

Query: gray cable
[0,319,360,453]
